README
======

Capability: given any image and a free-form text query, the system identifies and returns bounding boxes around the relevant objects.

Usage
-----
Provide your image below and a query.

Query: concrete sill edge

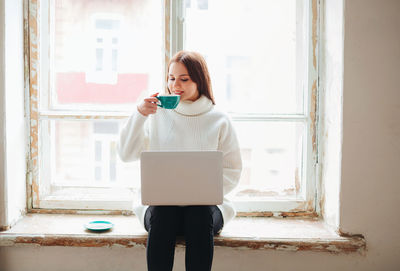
[0,214,366,254]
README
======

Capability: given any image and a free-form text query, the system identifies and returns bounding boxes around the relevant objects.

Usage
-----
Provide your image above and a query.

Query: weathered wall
[1,0,400,270]
[339,0,400,269]
[0,0,7,229]
[0,0,26,230]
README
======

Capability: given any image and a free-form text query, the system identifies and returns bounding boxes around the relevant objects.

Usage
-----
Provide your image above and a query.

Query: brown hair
[167,51,215,104]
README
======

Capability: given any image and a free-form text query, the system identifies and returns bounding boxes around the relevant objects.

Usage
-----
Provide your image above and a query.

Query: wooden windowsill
[0,213,365,254]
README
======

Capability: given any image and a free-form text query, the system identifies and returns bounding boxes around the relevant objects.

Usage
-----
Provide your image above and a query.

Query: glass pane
[184,0,306,114]
[50,0,163,111]
[232,121,305,200]
[43,119,140,187]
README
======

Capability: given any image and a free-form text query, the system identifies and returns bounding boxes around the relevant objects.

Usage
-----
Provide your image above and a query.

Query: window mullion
[230,114,309,122]
[40,0,51,112]
[38,110,130,119]
[170,0,185,56]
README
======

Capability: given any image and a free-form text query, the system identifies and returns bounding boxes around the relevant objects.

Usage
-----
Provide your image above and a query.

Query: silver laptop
[140,151,223,205]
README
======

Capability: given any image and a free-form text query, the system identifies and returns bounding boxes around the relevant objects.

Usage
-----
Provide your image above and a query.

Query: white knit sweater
[118,95,242,229]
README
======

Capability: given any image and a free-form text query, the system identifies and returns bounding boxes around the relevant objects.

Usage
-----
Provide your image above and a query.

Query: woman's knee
[145,206,182,231]
[184,206,214,230]
[186,205,213,217]
[183,206,223,235]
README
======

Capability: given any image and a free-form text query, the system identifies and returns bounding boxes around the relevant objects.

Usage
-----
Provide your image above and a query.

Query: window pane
[50,0,163,111]
[44,119,140,187]
[232,121,305,200]
[95,48,103,71]
[184,0,306,114]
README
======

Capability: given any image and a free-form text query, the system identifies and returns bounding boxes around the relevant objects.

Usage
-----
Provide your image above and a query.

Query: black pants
[144,205,224,271]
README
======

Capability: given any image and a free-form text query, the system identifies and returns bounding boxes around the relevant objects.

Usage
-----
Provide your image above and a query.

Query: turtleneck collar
[173,95,213,116]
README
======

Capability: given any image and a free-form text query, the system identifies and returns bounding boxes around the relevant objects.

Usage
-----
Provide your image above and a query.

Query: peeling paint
[23,0,33,211]
[212,237,365,254]
[28,0,40,208]
[338,230,365,240]
[8,235,148,248]
[319,185,326,218]
[237,211,318,218]
[29,209,134,216]
[27,209,317,218]
[1,224,367,254]
[310,79,318,153]
[306,0,319,215]
[0,221,366,253]
[278,211,318,218]
[326,244,341,253]
[294,167,301,193]
[237,212,274,217]
[276,244,299,252]
[312,0,318,69]
[0,236,16,246]
[0,226,11,232]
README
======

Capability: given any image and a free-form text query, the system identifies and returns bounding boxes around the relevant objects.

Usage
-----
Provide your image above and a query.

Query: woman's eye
[169,78,175,81]
[181,78,189,82]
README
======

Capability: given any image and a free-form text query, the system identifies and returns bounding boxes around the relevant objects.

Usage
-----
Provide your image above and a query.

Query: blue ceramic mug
[156,95,180,109]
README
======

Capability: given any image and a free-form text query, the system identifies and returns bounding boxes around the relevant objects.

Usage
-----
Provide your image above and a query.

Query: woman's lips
[174,90,183,95]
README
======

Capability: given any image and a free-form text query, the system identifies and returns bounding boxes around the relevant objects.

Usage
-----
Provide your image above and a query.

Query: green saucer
[85,220,114,231]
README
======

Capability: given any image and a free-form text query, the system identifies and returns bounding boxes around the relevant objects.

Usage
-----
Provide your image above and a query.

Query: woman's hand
[137,92,159,116]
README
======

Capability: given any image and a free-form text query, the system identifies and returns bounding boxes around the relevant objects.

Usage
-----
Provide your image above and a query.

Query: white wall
[0,0,26,229]
[0,0,7,228]
[4,0,27,226]
[339,0,400,268]
[1,0,400,270]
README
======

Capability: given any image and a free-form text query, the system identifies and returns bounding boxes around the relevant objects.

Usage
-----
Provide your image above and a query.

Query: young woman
[118,51,242,271]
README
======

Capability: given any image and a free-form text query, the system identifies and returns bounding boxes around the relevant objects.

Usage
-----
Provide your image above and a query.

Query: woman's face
[168,62,199,102]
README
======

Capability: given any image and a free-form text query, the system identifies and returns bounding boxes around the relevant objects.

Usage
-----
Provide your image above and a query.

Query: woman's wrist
[137,105,148,117]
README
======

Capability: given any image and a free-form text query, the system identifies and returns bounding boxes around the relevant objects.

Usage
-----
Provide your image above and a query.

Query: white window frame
[168,0,319,214]
[28,0,320,215]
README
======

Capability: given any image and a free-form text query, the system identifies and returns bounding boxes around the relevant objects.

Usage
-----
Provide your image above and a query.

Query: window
[31,0,163,210]
[28,0,319,214]
[178,0,318,213]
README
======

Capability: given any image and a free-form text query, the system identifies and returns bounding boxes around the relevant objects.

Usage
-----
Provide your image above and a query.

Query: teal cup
[156,95,180,109]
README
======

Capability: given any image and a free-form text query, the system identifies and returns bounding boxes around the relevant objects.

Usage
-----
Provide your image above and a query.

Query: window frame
[27,0,320,215]
[170,0,319,213]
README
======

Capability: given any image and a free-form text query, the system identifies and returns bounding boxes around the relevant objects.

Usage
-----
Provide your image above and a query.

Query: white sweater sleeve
[218,117,242,196]
[117,110,149,162]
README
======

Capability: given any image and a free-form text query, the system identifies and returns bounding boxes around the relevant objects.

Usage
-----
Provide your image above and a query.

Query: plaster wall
[0,0,7,227]
[4,0,27,227]
[339,0,400,269]
[0,0,26,229]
